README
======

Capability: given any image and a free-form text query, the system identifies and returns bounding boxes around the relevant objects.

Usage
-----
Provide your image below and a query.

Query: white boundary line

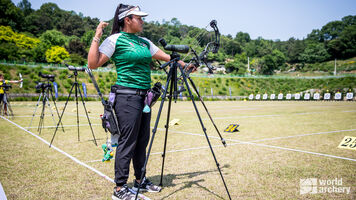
[207,111,322,120]
[0,116,115,184]
[0,182,7,200]
[27,124,101,129]
[342,110,356,112]
[249,129,356,142]
[4,113,355,164]
[86,128,356,163]
[157,128,356,162]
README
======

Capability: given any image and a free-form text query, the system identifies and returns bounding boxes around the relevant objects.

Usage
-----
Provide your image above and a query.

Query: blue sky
[12,0,356,41]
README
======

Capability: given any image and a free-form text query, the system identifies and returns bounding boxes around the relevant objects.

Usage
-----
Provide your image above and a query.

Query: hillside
[2,64,355,101]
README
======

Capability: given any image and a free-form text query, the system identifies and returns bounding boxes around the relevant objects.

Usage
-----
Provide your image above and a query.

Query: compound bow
[185,20,220,75]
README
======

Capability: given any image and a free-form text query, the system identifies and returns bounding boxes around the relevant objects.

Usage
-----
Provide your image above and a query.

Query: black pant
[113,88,151,186]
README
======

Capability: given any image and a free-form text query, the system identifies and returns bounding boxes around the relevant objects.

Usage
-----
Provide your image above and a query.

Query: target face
[313,93,320,100]
[278,94,283,100]
[270,94,276,100]
[335,93,342,100]
[346,93,353,100]
[249,94,254,100]
[304,93,310,100]
[324,93,331,100]
[255,94,261,100]
[286,94,292,100]
[295,93,301,100]
[263,94,268,100]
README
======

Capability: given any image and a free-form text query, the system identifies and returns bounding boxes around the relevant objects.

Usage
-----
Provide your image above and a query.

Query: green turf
[0,101,355,199]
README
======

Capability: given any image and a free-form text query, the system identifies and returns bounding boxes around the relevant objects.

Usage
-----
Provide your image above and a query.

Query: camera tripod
[135,52,231,200]
[50,68,97,147]
[28,83,64,134]
[0,85,13,118]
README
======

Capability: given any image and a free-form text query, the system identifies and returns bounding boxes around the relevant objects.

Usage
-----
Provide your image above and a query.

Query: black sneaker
[132,177,161,193]
[112,184,136,200]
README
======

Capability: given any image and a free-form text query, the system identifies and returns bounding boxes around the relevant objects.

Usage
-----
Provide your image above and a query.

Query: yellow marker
[224,124,239,133]
[338,136,356,151]
[169,119,180,127]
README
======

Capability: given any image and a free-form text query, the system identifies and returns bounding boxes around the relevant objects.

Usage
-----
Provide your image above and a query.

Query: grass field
[0,100,355,200]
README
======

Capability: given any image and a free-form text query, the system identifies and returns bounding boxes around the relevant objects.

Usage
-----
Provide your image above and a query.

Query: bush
[45,46,70,64]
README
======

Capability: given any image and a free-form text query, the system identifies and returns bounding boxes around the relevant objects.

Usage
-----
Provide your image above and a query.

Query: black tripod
[50,68,97,147]
[28,82,64,134]
[135,52,231,200]
[0,84,13,118]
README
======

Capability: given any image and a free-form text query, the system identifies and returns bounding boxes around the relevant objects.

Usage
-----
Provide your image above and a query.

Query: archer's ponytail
[111,4,134,35]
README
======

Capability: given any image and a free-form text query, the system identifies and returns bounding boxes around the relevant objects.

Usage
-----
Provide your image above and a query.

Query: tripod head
[35,82,52,92]
[65,64,86,79]
[158,39,190,101]
[0,84,12,92]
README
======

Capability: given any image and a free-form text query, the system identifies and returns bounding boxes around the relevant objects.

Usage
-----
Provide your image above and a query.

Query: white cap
[118,6,148,20]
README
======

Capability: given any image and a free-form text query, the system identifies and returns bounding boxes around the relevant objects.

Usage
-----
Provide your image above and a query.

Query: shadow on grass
[147,164,230,200]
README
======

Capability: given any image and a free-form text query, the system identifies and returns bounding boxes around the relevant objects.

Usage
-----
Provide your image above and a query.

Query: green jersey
[99,32,159,89]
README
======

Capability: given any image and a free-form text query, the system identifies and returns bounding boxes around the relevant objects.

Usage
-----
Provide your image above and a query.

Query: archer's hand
[95,21,109,38]
[186,63,197,73]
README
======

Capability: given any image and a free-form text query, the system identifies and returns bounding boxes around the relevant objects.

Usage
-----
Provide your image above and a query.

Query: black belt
[115,88,147,96]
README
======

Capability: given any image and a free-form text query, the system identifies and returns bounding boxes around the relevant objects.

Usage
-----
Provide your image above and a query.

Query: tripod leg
[0,101,3,115]
[135,68,173,200]
[38,94,47,135]
[50,83,75,147]
[28,93,43,130]
[187,77,227,147]
[50,89,65,132]
[45,95,57,128]
[5,94,14,118]
[159,76,174,186]
[179,66,232,200]
[75,83,80,141]
[77,83,97,146]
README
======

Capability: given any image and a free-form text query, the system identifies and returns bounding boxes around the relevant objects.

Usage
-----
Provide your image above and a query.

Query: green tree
[32,29,68,62]
[261,49,286,74]
[0,25,39,61]
[66,37,87,57]
[320,21,345,41]
[45,46,69,63]
[57,11,85,36]
[327,25,356,58]
[0,0,23,31]
[23,3,63,36]
[235,32,251,45]
[223,38,242,56]
[283,37,306,63]
[299,43,330,63]
[17,0,33,16]
[39,29,67,48]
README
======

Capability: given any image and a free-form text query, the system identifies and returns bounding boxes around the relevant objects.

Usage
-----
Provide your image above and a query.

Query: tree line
[1,0,355,75]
